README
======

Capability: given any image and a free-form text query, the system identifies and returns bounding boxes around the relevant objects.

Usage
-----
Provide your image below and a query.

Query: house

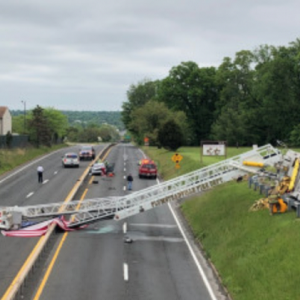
[0,106,12,135]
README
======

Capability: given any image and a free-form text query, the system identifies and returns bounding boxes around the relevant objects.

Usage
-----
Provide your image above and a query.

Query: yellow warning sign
[172,153,183,163]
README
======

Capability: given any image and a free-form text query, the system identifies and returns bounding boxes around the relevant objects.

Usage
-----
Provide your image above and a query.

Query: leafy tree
[121,79,159,135]
[98,124,120,142]
[289,124,300,146]
[66,126,80,142]
[157,120,184,151]
[61,111,124,130]
[210,101,249,146]
[213,51,257,145]
[78,127,101,143]
[157,62,218,145]
[128,101,187,146]
[12,115,26,134]
[44,108,69,143]
[252,43,300,144]
[29,106,52,147]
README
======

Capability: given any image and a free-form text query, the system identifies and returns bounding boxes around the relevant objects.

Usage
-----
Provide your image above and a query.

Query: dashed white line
[123,186,126,191]
[123,175,126,179]
[123,222,127,234]
[26,192,34,198]
[42,179,49,184]
[54,171,58,175]
[123,263,129,281]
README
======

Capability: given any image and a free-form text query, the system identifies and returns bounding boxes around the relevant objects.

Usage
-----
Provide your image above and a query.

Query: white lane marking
[26,192,34,198]
[0,150,62,185]
[124,175,126,179]
[123,263,129,281]
[54,171,58,175]
[167,202,217,300]
[123,222,127,234]
[124,168,126,172]
[123,186,126,191]
[129,223,177,228]
[42,179,49,184]
[123,147,128,161]
[138,148,146,159]
[128,236,184,242]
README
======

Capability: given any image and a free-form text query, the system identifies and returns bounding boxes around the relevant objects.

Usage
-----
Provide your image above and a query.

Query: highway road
[0,144,107,298]
[20,144,229,300]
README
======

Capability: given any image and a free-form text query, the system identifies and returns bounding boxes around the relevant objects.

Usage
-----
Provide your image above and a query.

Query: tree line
[12,106,121,147]
[121,38,300,149]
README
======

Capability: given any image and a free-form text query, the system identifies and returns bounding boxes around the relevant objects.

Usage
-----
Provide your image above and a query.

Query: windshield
[81,146,92,151]
[141,164,156,169]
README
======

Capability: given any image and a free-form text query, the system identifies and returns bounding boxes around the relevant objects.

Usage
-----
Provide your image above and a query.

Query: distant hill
[11,110,124,130]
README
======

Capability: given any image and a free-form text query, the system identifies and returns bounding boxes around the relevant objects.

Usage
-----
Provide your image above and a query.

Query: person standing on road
[127,173,133,190]
[37,165,44,183]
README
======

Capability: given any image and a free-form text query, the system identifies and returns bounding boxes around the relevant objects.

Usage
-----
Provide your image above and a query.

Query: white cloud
[0,0,299,111]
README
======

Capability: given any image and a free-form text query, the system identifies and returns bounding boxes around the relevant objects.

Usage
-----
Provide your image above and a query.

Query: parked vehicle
[62,152,80,168]
[138,158,151,166]
[79,146,95,160]
[139,160,157,179]
[90,160,106,175]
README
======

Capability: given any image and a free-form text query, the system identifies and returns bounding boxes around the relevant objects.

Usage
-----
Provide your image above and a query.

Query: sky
[1,0,300,112]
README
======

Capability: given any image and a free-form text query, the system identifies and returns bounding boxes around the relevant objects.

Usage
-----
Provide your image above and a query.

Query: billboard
[202,144,226,156]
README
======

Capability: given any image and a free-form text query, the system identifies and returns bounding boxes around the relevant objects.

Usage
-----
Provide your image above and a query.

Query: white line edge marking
[26,192,34,198]
[123,263,129,281]
[123,222,127,234]
[167,201,217,300]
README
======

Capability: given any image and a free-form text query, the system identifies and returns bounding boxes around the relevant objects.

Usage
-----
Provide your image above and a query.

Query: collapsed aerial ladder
[0,144,281,231]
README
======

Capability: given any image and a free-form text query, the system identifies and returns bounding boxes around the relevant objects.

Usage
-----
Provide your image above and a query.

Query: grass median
[142,145,300,300]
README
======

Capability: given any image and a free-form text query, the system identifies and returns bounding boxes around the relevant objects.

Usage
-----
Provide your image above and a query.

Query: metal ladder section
[3,144,281,228]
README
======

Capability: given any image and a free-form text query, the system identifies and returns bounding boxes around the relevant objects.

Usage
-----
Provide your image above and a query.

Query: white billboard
[203,144,225,156]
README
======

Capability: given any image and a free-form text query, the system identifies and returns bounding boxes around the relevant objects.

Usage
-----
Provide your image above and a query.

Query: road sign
[172,153,183,163]
[144,137,149,146]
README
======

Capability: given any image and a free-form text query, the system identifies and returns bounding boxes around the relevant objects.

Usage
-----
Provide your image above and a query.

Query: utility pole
[21,100,26,133]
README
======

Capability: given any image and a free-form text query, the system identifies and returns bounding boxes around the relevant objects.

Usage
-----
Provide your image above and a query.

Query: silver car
[90,161,106,175]
[62,152,80,168]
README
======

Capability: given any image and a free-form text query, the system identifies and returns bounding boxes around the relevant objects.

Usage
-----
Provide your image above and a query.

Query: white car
[90,161,106,175]
[62,152,80,168]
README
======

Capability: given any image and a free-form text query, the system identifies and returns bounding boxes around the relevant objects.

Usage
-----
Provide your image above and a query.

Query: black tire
[139,174,142,179]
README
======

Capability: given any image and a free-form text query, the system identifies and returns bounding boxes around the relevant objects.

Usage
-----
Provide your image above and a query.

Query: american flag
[1,217,87,237]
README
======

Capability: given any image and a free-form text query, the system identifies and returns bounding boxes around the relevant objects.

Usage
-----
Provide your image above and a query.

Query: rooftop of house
[0,106,8,118]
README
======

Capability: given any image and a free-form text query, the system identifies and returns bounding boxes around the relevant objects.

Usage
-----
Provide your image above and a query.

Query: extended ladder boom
[0,144,281,230]
[69,144,281,227]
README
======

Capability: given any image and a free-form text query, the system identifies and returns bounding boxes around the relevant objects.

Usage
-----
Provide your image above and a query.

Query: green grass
[0,144,68,176]
[142,146,252,180]
[142,145,300,300]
